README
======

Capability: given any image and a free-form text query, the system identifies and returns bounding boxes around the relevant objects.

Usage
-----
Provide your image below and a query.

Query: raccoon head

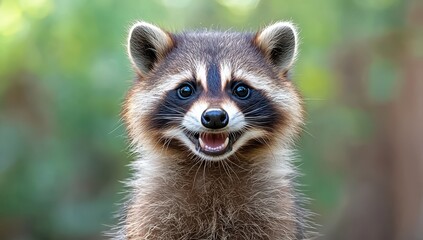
[123,21,303,162]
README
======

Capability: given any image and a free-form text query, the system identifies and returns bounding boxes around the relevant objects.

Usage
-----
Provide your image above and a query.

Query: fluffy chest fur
[123,155,301,240]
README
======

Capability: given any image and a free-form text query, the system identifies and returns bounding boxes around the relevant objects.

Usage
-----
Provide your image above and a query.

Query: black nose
[201,108,229,129]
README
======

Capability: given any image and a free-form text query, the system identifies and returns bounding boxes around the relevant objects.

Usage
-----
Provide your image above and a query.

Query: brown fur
[125,158,299,239]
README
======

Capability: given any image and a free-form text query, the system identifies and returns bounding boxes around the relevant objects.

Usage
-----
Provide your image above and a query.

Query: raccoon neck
[123,149,302,239]
[132,148,296,194]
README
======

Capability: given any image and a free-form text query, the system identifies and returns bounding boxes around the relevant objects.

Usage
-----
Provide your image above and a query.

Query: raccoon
[112,21,309,239]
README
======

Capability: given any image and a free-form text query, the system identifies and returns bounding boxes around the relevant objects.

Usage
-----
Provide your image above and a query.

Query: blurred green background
[1,0,422,239]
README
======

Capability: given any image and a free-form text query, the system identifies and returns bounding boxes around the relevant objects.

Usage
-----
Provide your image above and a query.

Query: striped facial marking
[220,62,232,92]
[195,63,207,91]
[206,63,221,96]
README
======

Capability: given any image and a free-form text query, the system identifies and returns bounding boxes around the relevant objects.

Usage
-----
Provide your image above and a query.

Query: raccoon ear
[127,22,174,76]
[254,22,298,74]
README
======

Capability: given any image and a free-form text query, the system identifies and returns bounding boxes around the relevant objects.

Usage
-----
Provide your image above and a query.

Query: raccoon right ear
[254,22,299,74]
[127,22,174,76]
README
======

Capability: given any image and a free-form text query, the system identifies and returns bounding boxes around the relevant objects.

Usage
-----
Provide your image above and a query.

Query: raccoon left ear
[127,22,174,76]
[254,22,298,74]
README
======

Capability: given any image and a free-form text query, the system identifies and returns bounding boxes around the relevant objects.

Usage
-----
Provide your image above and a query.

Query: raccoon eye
[177,84,194,99]
[233,84,250,99]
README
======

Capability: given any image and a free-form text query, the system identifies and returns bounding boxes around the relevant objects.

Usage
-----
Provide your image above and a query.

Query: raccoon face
[123,22,303,161]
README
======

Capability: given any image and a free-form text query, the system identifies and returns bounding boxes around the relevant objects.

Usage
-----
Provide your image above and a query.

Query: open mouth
[186,131,241,156]
[198,132,230,155]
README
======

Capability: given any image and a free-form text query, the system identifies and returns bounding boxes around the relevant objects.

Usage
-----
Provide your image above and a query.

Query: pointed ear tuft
[127,22,174,76]
[254,22,299,73]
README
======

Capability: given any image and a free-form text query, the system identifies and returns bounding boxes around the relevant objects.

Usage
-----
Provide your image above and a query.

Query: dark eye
[177,84,194,99]
[233,84,250,99]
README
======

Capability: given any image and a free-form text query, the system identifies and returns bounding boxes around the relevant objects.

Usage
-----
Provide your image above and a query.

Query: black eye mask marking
[149,82,199,130]
[229,84,283,130]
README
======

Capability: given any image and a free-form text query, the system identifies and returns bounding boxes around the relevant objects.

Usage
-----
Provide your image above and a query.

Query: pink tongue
[201,133,227,148]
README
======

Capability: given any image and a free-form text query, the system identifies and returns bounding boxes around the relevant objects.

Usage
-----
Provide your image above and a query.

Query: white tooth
[199,137,205,149]
[201,136,230,152]
[223,137,229,148]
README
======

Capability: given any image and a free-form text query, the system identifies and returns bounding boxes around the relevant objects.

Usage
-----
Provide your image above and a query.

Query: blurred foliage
[0,0,406,239]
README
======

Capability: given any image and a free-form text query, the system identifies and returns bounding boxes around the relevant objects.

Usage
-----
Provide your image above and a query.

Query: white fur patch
[195,63,208,91]
[221,100,245,131]
[182,100,209,132]
[220,62,232,91]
